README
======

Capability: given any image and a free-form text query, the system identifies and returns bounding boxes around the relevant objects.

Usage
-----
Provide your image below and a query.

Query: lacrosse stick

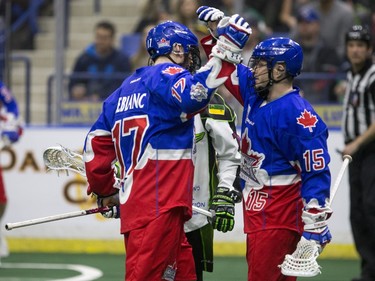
[43,145,213,218]
[279,154,352,277]
[5,206,110,230]
[43,145,86,176]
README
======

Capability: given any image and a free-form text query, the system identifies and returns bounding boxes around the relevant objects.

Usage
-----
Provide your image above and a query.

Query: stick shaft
[330,155,352,204]
[5,207,109,231]
[5,205,212,231]
[192,205,213,218]
[43,146,213,219]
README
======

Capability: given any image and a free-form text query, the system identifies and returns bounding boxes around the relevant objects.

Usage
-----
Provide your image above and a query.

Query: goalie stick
[279,154,352,277]
[5,206,110,230]
[43,145,213,218]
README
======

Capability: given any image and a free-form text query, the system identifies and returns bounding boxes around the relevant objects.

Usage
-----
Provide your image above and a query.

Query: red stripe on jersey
[120,158,194,233]
[86,135,117,197]
[243,182,304,234]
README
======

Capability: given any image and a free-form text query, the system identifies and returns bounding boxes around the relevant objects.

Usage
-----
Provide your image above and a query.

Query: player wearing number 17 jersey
[83,18,251,281]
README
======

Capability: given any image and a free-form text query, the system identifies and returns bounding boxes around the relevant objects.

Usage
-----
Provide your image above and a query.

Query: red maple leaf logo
[296,109,318,132]
[162,66,184,75]
[241,129,261,165]
[241,128,251,155]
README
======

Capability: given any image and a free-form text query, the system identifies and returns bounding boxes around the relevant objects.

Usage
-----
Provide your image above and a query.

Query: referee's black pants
[349,145,375,281]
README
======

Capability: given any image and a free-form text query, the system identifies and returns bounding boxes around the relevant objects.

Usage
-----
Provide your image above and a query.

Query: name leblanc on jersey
[115,93,147,113]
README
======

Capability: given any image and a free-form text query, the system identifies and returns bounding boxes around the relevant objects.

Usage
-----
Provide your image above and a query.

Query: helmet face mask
[185,45,201,73]
[146,21,200,72]
[248,37,303,98]
[248,58,272,91]
[251,37,303,78]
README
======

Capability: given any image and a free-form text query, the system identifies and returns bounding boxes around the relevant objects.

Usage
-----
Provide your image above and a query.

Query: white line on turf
[0,263,103,281]
[0,277,51,281]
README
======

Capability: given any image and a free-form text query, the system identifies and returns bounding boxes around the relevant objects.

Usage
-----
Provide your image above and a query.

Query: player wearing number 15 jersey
[83,18,251,281]
[196,5,332,281]
[229,39,332,281]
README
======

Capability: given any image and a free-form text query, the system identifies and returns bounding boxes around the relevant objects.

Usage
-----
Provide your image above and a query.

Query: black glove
[209,187,242,232]
[97,193,120,219]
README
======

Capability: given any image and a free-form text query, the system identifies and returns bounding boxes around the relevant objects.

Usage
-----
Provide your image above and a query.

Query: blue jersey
[0,81,22,145]
[84,59,235,233]
[226,63,331,234]
[0,81,19,117]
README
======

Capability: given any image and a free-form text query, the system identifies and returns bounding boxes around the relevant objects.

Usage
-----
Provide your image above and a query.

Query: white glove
[301,203,333,251]
[211,14,252,64]
[302,205,332,232]
[196,6,224,22]
[0,113,23,147]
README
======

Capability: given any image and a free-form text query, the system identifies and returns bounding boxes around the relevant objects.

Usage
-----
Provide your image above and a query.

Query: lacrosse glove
[196,6,224,22]
[211,14,252,64]
[2,130,21,143]
[101,205,120,219]
[302,226,332,251]
[302,206,333,252]
[1,113,23,144]
[209,187,242,233]
[97,193,120,219]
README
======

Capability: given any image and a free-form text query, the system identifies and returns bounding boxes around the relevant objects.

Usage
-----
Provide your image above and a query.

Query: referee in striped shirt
[341,25,375,281]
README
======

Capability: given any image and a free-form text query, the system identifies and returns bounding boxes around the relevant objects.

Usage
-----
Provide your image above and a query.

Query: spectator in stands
[214,0,235,15]
[174,0,202,31]
[345,0,372,28]
[245,0,290,34]
[131,23,156,71]
[133,0,174,34]
[279,0,312,32]
[242,17,266,64]
[69,21,132,101]
[291,6,341,103]
[303,0,354,61]
[0,0,44,50]
[191,22,210,65]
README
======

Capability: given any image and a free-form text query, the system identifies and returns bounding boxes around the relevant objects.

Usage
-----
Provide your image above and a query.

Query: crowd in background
[2,0,375,105]
[0,2,375,279]
[67,0,375,105]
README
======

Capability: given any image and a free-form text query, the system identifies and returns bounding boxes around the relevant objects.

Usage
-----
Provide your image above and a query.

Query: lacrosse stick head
[279,237,322,277]
[43,145,86,176]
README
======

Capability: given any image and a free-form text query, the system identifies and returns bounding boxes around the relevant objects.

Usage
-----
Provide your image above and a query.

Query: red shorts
[124,208,196,281]
[0,170,6,204]
[246,229,300,281]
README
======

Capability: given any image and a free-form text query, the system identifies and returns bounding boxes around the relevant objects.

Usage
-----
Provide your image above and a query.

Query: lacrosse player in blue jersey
[197,6,332,281]
[0,81,23,261]
[83,18,251,281]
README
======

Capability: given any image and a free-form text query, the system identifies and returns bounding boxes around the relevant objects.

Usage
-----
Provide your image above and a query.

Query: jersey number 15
[303,149,325,172]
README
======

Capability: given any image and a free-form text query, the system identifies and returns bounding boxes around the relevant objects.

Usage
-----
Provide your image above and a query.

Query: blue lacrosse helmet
[251,37,303,77]
[146,20,199,60]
